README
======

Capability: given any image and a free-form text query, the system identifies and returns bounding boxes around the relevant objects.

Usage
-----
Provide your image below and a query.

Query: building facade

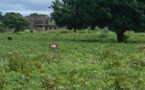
[26,13,57,30]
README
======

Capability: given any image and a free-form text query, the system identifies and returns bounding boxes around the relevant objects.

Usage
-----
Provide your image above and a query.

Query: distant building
[26,13,57,30]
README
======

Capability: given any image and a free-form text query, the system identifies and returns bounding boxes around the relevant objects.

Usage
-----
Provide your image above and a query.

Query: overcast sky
[0,0,54,16]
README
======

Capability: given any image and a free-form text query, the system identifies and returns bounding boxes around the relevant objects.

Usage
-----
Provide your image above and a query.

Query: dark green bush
[0,27,5,33]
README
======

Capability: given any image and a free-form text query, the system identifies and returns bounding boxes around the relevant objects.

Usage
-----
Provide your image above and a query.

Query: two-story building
[26,13,57,30]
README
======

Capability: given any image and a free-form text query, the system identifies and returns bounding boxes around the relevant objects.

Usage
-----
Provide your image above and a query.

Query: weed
[0,30,145,89]
[0,76,4,89]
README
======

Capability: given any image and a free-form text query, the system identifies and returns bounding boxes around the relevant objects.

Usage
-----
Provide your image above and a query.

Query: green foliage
[3,12,29,33]
[60,30,70,33]
[129,58,145,70]
[42,76,67,89]
[112,76,130,89]
[0,30,145,89]
[42,69,87,90]
[30,29,33,33]
[51,0,88,31]
[0,20,5,33]
[0,76,4,89]
[47,54,60,64]
[0,11,3,21]
[0,26,5,33]
[98,28,109,38]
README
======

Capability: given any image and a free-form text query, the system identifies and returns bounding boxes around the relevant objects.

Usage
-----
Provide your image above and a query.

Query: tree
[87,0,145,42]
[51,0,145,42]
[0,12,5,33]
[107,0,145,42]
[0,12,3,21]
[3,12,29,33]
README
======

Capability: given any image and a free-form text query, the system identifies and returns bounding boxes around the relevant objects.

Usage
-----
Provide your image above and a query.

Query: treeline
[51,0,145,42]
[0,12,29,33]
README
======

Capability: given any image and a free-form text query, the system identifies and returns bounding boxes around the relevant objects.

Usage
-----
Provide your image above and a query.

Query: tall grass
[0,30,145,89]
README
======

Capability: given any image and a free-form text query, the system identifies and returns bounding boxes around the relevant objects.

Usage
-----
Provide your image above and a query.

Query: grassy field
[0,30,145,89]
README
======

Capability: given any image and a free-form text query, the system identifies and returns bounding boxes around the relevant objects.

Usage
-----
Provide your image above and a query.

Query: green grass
[0,30,145,89]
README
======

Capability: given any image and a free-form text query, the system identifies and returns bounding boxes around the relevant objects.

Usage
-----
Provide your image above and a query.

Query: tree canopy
[0,12,3,21]
[51,0,145,42]
[3,12,29,33]
[51,0,89,32]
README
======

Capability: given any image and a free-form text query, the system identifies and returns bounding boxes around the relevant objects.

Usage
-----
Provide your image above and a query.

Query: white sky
[0,0,54,16]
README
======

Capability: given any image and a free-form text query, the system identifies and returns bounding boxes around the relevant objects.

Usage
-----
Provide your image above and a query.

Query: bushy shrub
[30,29,33,33]
[0,27,5,33]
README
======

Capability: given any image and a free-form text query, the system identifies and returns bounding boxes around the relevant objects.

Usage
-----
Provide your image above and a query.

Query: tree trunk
[116,32,124,43]
[74,28,76,33]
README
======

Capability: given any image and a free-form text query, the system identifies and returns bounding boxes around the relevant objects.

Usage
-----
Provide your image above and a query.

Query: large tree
[3,12,29,33]
[107,0,145,42]
[87,0,145,42]
[51,0,145,42]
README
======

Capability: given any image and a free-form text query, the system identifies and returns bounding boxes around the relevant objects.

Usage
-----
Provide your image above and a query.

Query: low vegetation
[0,30,145,89]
